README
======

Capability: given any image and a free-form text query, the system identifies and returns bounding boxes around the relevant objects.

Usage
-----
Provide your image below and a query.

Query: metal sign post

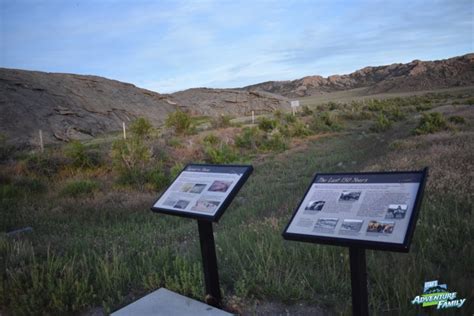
[283,169,428,316]
[349,247,369,316]
[152,164,253,307]
[197,220,222,307]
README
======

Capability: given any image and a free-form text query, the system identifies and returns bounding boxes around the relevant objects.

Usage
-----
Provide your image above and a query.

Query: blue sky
[1,0,472,93]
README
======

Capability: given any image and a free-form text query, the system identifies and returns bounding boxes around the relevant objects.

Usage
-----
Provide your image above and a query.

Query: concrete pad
[111,288,232,316]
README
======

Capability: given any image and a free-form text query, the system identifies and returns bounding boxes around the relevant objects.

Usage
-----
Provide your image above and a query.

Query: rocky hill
[0,69,289,145]
[243,54,474,98]
[172,88,289,116]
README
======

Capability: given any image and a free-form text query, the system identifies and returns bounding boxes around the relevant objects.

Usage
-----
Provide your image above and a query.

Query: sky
[1,0,473,93]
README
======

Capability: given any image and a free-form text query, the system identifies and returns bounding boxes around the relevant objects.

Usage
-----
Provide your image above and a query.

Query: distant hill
[171,88,289,116]
[243,54,474,98]
[0,69,289,145]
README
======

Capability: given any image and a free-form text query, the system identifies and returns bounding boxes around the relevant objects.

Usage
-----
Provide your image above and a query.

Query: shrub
[111,138,151,187]
[284,113,296,124]
[146,166,169,191]
[367,99,384,112]
[204,143,238,164]
[466,98,474,106]
[22,151,64,178]
[370,114,392,132]
[387,107,406,121]
[262,132,288,152]
[166,137,183,148]
[448,116,466,125]
[414,112,448,135]
[290,121,312,137]
[258,117,277,132]
[415,103,432,112]
[211,115,233,128]
[60,180,99,198]
[310,112,342,132]
[64,141,101,169]
[165,110,194,135]
[111,139,150,172]
[301,105,313,116]
[202,134,220,146]
[234,127,263,150]
[170,162,184,180]
[129,117,153,138]
[273,110,283,120]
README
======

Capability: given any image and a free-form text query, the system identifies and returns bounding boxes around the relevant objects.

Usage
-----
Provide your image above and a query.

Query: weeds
[165,110,194,135]
[310,112,342,132]
[64,141,101,169]
[258,117,277,132]
[370,114,392,132]
[60,179,99,198]
[413,112,448,135]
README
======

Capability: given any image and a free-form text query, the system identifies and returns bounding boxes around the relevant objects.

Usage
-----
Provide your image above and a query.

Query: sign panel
[152,164,253,221]
[291,100,300,107]
[283,170,427,252]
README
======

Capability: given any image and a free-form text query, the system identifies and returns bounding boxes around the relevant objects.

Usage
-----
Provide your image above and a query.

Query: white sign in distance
[152,164,253,221]
[283,170,427,252]
[290,100,300,107]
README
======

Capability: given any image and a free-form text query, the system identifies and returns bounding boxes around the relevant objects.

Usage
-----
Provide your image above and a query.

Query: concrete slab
[111,288,232,316]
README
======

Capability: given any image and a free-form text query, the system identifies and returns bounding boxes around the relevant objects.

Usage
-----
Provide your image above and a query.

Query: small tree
[129,117,153,138]
[165,110,193,135]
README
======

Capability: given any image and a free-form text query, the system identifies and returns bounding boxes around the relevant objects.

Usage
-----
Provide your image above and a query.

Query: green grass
[60,180,100,198]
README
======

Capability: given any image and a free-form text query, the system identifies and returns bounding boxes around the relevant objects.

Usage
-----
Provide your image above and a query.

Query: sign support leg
[349,247,369,316]
[197,220,222,307]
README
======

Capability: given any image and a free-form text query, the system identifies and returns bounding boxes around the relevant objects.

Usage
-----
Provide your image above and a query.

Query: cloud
[1,0,472,92]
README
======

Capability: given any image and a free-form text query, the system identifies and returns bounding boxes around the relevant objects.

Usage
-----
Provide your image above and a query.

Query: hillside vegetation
[1,88,473,315]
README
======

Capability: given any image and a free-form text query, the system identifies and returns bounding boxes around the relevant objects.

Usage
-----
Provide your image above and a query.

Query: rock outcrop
[0,69,289,146]
[243,54,474,98]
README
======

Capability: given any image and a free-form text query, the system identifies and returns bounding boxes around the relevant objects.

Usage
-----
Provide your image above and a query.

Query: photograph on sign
[283,171,426,250]
[152,164,252,220]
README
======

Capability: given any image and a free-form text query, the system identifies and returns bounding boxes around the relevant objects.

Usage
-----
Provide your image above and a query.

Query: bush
[284,113,296,124]
[111,138,151,188]
[290,121,312,137]
[64,141,101,169]
[211,115,233,128]
[22,151,64,178]
[370,114,392,132]
[448,116,466,125]
[301,105,313,116]
[234,127,263,150]
[204,143,238,164]
[387,107,406,121]
[146,166,169,191]
[414,112,448,135]
[262,132,288,152]
[170,162,184,180]
[111,139,150,172]
[165,110,194,135]
[129,117,153,138]
[60,180,99,198]
[258,117,277,132]
[202,134,220,146]
[310,112,342,132]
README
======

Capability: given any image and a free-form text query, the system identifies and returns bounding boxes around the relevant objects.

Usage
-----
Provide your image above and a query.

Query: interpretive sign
[152,164,253,221]
[283,170,428,252]
[151,163,253,307]
[290,100,300,107]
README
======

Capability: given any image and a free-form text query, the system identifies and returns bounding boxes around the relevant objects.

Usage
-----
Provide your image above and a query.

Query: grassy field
[1,89,473,315]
